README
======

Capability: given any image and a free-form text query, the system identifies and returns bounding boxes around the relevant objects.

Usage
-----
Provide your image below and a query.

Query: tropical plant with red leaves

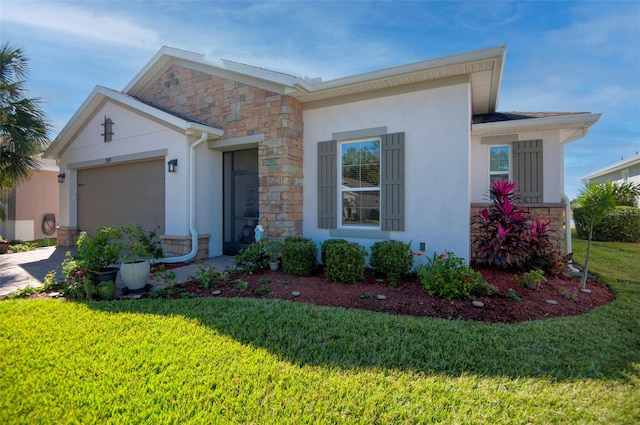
[473,179,560,273]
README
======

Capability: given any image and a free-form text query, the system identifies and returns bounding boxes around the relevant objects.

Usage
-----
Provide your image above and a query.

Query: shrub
[574,206,640,242]
[320,238,349,265]
[234,240,267,274]
[417,251,495,300]
[369,240,413,286]
[513,269,547,291]
[281,237,318,276]
[472,179,556,272]
[325,241,366,284]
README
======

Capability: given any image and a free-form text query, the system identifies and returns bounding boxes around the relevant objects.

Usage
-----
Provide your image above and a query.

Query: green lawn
[1,238,638,424]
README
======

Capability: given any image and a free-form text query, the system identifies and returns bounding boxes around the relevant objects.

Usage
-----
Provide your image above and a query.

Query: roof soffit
[44,86,222,159]
[471,113,602,141]
[582,154,640,180]
[125,45,507,115]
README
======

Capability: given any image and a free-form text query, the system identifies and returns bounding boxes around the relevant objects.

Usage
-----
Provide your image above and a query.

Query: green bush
[281,237,318,276]
[574,206,640,242]
[320,239,349,265]
[234,240,268,274]
[416,251,496,300]
[369,240,413,286]
[325,241,366,284]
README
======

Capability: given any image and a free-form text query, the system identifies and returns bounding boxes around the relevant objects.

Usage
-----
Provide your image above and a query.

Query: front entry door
[223,149,259,255]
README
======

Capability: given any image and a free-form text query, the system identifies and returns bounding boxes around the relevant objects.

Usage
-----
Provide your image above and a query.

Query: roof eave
[581,153,640,181]
[44,86,223,159]
[471,113,602,138]
[124,46,298,95]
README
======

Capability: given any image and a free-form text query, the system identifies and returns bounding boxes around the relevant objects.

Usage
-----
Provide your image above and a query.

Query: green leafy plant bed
[146,267,613,323]
[3,265,613,323]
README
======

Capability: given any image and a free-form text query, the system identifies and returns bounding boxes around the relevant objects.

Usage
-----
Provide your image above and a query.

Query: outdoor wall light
[167,159,178,173]
[101,116,114,142]
[57,173,66,183]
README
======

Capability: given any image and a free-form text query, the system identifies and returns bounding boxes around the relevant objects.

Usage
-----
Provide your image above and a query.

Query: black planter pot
[95,267,119,284]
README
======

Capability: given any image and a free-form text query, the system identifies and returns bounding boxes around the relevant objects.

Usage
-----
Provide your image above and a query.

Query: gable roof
[44,86,223,159]
[124,45,507,115]
[581,152,640,181]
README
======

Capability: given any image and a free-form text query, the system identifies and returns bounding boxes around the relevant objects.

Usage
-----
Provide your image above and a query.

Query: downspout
[159,131,208,263]
[561,192,580,273]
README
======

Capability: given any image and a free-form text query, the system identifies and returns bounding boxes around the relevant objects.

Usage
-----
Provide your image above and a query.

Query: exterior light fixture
[57,173,66,183]
[167,159,178,173]
[101,116,114,142]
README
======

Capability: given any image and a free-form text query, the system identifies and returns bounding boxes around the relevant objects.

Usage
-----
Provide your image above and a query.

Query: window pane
[342,191,380,226]
[342,140,380,188]
[490,146,509,172]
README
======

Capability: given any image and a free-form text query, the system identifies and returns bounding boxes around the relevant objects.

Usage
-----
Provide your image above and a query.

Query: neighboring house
[581,153,640,206]
[0,155,59,242]
[44,45,600,261]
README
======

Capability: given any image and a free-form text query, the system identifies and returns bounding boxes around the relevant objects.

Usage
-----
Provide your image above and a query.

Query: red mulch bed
[163,267,614,323]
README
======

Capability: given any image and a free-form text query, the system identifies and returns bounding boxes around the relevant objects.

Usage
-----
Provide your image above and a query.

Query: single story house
[44,45,600,261]
[581,153,640,206]
[1,155,59,242]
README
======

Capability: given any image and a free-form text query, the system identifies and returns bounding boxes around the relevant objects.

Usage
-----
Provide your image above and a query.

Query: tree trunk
[580,226,594,289]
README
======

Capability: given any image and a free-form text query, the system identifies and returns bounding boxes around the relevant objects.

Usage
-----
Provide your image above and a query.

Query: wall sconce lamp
[57,173,66,183]
[101,116,114,142]
[167,159,178,173]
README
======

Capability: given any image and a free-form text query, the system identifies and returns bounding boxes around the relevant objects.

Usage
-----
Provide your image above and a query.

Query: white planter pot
[120,260,150,291]
[269,261,280,271]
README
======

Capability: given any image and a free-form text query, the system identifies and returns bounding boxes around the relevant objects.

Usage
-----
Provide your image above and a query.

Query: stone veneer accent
[138,65,304,240]
[470,203,566,261]
[56,226,79,247]
[161,234,210,260]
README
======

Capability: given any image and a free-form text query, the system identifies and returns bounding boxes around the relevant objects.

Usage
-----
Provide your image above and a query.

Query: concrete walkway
[0,246,237,297]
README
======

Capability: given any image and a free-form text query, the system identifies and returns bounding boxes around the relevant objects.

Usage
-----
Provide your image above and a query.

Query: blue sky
[1,0,639,200]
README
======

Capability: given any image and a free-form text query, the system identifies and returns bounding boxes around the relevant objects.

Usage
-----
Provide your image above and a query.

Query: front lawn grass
[1,238,638,424]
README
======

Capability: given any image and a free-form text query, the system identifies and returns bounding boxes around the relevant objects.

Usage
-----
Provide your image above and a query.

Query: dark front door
[223,149,259,255]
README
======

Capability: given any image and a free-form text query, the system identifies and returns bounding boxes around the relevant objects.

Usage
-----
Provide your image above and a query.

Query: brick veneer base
[161,234,210,260]
[56,226,79,247]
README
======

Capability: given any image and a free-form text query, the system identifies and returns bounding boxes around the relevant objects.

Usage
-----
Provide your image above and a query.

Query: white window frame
[489,144,511,186]
[339,137,381,229]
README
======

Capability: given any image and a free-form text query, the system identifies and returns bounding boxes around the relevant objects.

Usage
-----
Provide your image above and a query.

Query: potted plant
[265,238,282,271]
[0,235,9,253]
[73,227,122,283]
[97,280,116,300]
[118,223,163,291]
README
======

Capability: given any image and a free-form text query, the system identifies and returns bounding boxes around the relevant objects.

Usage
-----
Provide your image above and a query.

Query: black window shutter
[512,139,543,203]
[381,132,405,231]
[317,140,337,229]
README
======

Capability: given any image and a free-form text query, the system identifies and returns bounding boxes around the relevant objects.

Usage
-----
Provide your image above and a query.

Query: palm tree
[574,182,616,290]
[0,43,52,219]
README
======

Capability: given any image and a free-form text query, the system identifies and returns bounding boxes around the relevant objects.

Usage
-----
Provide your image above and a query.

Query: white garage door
[77,159,165,236]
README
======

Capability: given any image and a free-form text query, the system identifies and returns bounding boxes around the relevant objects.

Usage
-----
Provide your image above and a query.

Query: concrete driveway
[0,246,70,296]
[0,246,236,297]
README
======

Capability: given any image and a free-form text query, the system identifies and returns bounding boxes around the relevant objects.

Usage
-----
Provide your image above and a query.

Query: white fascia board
[304,45,506,91]
[471,113,602,138]
[581,153,640,181]
[124,46,298,94]
[44,85,107,159]
[186,122,224,139]
[44,85,222,159]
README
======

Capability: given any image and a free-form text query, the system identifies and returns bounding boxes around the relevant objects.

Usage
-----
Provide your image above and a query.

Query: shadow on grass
[85,278,640,382]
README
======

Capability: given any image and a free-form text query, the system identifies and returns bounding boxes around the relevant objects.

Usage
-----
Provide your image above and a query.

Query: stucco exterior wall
[303,77,473,260]
[470,130,566,204]
[3,170,59,241]
[57,101,190,236]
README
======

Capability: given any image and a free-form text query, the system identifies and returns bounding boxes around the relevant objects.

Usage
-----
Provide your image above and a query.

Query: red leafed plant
[473,179,562,274]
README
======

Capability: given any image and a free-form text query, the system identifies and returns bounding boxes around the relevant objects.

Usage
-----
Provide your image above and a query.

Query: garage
[77,159,165,236]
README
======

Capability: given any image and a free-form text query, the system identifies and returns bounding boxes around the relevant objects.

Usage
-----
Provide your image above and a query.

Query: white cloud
[1,1,160,50]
